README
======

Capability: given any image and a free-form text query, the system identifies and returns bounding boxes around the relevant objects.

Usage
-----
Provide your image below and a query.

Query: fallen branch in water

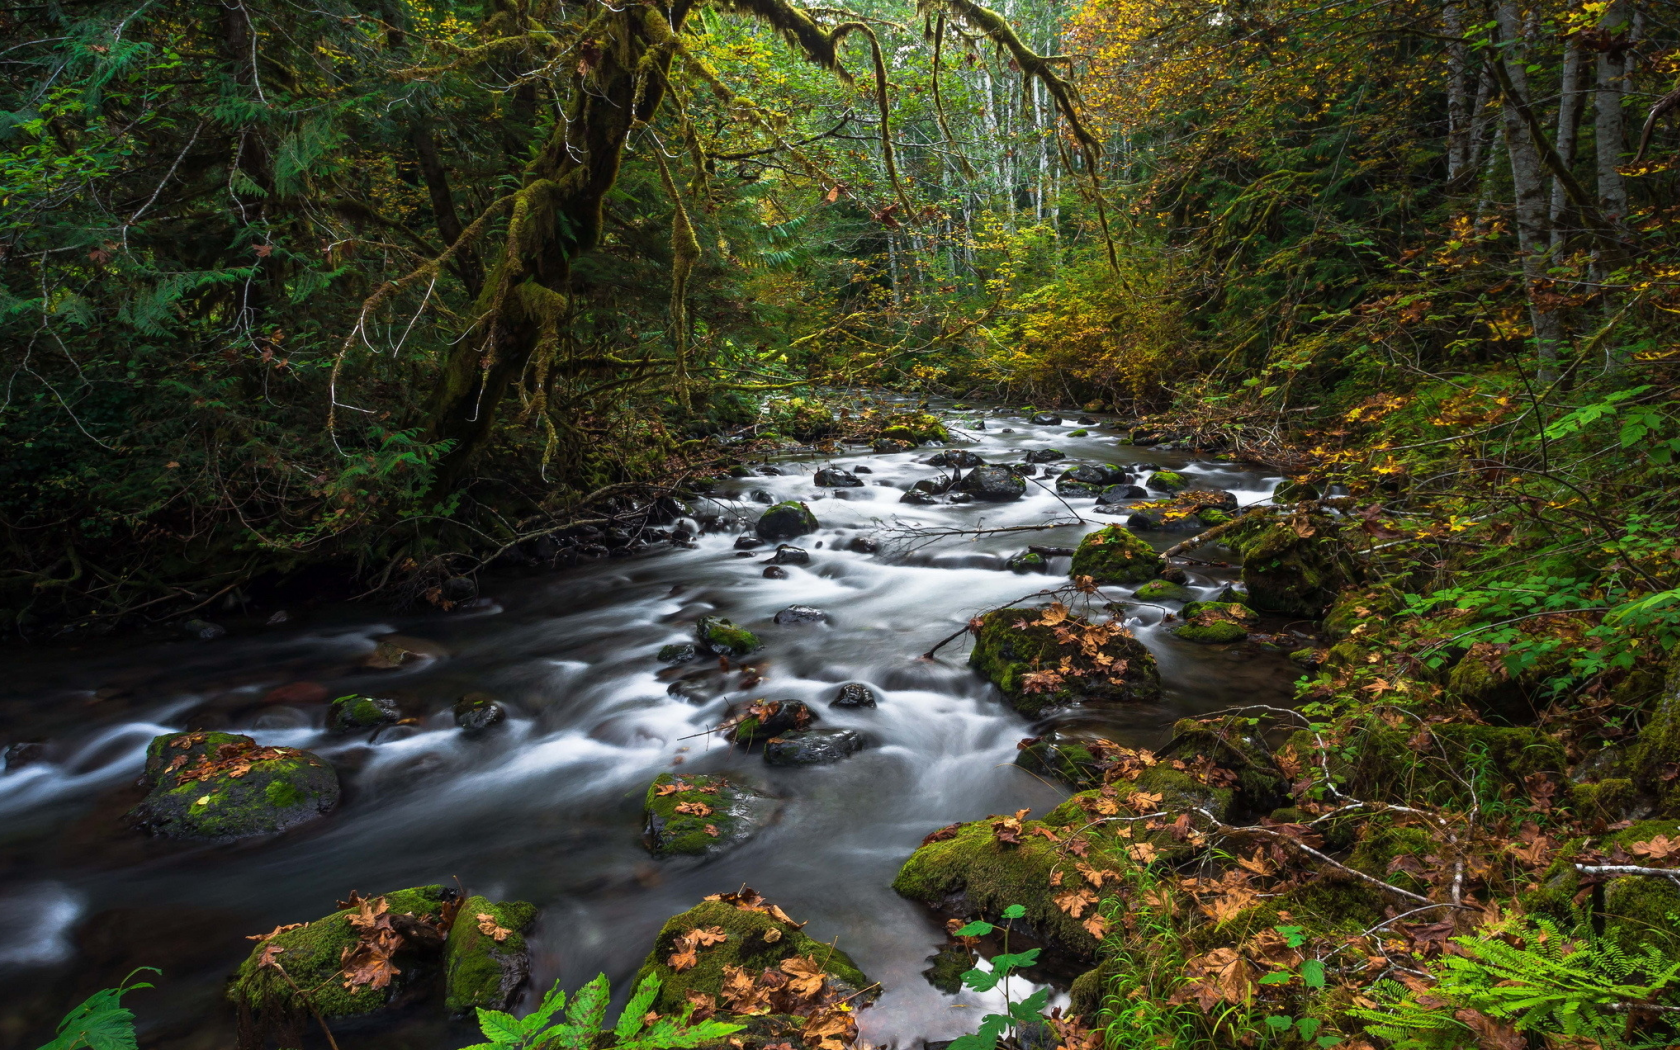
[1157,497,1360,560]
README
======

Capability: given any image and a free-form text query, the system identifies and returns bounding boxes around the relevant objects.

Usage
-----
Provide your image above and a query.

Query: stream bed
[0,405,1301,1050]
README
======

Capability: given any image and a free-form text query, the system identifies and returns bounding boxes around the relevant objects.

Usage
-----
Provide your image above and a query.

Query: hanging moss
[1068,525,1163,585]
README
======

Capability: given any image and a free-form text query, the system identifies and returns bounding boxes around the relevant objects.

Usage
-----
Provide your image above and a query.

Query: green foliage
[1351,915,1680,1047]
[463,973,744,1050]
[37,968,157,1050]
[948,905,1053,1050]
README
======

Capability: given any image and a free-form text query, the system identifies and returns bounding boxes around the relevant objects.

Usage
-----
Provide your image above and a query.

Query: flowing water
[0,405,1300,1050]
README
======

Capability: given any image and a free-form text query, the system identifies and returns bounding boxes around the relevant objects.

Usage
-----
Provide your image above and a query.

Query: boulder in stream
[969,606,1161,717]
[634,895,873,1014]
[765,545,810,566]
[1029,413,1062,425]
[1172,601,1254,644]
[453,692,506,732]
[831,682,878,708]
[1132,579,1193,602]
[328,694,401,731]
[697,615,762,656]
[1226,512,1352,617]
[1004,550,1048,574]
[773,605,829,625]
[1068,525,1164,585]
[132,731,340,840]
[659,642,700,663]
[1145,470,1189,492]
[814,468,863,487]
[928,449,985,468]
[643,773,778,857]
[764,728,864,766]
[228,885,454,1024]
[723,699,816,746]
[954,466,1025,502]
[878,412,949,445]
[444,895,537,1014]
[1024,448,1065,463]
[755,501,819,542]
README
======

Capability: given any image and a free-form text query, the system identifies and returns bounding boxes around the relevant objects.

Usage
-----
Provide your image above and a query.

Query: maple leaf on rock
[675,801,714,816]
[655,782,683,796]
[341,940,401,992]
[1055,887,1099,917]
[476,913,514,942]
[802,1005,857,1050]
[1631,833,1680,860]
[780,956,827,998]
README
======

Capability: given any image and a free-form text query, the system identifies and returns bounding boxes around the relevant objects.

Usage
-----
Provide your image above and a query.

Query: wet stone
[901,491,938,505]
[328,694,401,731]
[815,468,863,487]
[846,536,881,554]
[735,535,763,550]
[755,501,819,542]
[773,605,830,625]
[454,692,506,732]
[1030,413,1063,425]
[927,450,986,468]
[1025,448,1066,463]
[832,683,878,708]
[179,618,226,640]
[764,728,864,766]
[764,566,789,579]
[751,490,775,504]
[954,466,1025,502]
[766,546,811,566]
[658,643,699,663]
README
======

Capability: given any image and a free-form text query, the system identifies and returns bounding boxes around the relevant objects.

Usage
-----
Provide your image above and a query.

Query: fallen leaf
[675,801,714,816]
[476,912,513,943]
[1055,887,1099,917]
[780,955,827,998]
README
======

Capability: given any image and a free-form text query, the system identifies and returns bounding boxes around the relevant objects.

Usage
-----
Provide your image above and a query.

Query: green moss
[633,900,869,1013]
[969,607,1161,716]
[1068,963,1110,1018]
[1181,600,1251,620]
[1289,722,1567,808]
[1192,879,1385,951]
[1067,429,1089,437]
[1173,621,1248,644]
[131,734,338,840]
[1007,551,1048,574]
[922,945,975,994]
[1321,588,1400,641]
[1132,579,1191,602]
[444,895,537,1014]
[1146,471,1187,492]
[879,412,950,445]
[643,773,771,856]
[893,819,1111,959]
[698,616,761,657]
[1015,737,1100,788]
[1069,525,1163,585]
[1227,514,1350,617]
[1347,822,1435,894]
[328,694,399,730]
[1163,718,1283,812]
[1603,873,1680,956]
[1196,508,1232,526]
[229,885,450,1019]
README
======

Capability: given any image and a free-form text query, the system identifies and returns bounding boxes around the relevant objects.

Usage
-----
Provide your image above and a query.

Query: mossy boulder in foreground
[643,773,778,856]
[327,694,400,731]
[969,606,1160,717]
[1068,525,1163,584]
[633,897,872,1013]
[444,894,538,1014]
[131,731,339,840]
[229,885,453,1022]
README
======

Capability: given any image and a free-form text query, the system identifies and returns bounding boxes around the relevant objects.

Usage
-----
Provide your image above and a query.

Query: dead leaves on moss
[668,925,729,972]
[476,912,513,943]
[163,734,294,783]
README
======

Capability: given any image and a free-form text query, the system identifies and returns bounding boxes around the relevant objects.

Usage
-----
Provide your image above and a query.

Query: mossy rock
[1173,620,1248,644]
[131,731,339,840]
[1188,878,1386,952]
[643,773,777,857]
[444,895,537,1014]
[1603,867,1680,956]
[893,817,1111,960]
[328,694,400,731]
[229,885,452,1020]
[1227,514,1351,618]
[1443,628,1588,723]
[1145,471,1187,492]
[1068,525,1163,585]
[921,944,975,994]
[1159,717,1285,813]
[1272,478,1321,502]
[1068,961,1112,1018]
[1132,579,1191,602]
[1006,551,1049,574]
[1624,651,1680,815]
[1197,508,1232,526]
[755,501,819,542]
[697,616,762,657]
[1067,429,1089,437]
[725,699,816,747]
[1173,602,1254,645]
[969,607,1161,717]
[878,412,949,445]
[659,643,699,663]
[1346,821,1435,895]
[1014,732,1102,789]
[1288,722,1568,809]
[1321,588,1400,642]
[633,899,870,1013]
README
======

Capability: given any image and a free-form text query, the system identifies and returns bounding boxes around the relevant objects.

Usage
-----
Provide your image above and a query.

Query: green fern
[37,967,157,1050]
[463,973,745,1050]
[1351,915,1680,1047]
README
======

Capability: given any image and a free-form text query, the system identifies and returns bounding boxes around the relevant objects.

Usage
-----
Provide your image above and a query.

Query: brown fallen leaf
[780,955,827,998]
[246,922,308,942]
[675,801,714,816]
[477,912,514,942]
[655,782,683,796]
[1055,887,1099,918]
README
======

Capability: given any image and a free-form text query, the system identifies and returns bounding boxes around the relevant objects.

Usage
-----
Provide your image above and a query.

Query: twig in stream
[882,516,1084,554]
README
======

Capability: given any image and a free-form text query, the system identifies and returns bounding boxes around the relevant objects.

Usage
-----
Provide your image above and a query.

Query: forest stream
[0,404,1298,1049]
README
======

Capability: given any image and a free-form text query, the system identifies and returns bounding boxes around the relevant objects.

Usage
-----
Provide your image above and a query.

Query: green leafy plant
[464,972,743,1050]
[37,968,158,1050]
[1351,915,1680,1047]
[1256,927,1337,1046]
[949,904,1053,1050]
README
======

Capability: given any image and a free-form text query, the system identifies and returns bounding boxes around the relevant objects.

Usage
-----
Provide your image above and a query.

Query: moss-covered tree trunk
[424,3,691,488]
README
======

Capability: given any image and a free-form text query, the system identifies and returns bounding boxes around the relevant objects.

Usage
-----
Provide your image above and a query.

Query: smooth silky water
[0,407,1300,1049]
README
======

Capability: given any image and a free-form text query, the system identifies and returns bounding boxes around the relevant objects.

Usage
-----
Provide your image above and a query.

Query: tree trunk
[1496,2,1565,383]
[1595,0,1631,228]
[424,3,691,489]
[1550,34,1585,253]
[1445,2,1472,180]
